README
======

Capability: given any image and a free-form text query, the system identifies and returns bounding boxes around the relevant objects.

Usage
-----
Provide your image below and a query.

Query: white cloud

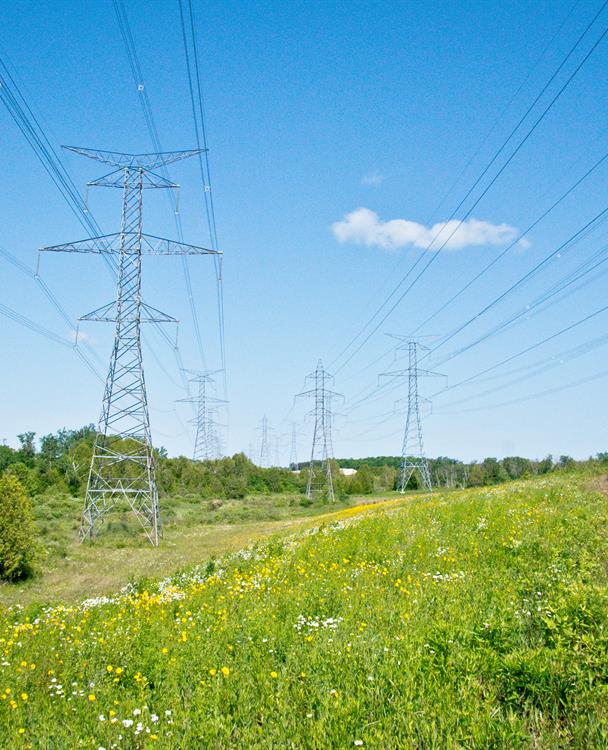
[361,172,383,186]
[69,329,95,345]
[331,207,528,251]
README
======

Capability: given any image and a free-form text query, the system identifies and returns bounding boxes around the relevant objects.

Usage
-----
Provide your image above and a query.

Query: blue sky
[1,0,608,462]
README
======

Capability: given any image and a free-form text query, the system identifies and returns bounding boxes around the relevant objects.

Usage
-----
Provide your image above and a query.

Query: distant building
[339,467,358,476]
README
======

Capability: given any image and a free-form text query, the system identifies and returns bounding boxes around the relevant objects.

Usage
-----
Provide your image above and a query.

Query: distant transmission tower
[177,371,226,461]
[297,359,343,501]
[258,415,272,468]
[273,435,282,467]
[288,421,302,470]
[41,146,219,544]
[380,337,443,493]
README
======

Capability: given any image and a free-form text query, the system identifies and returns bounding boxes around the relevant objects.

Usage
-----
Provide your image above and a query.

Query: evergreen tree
[0,474,36,581]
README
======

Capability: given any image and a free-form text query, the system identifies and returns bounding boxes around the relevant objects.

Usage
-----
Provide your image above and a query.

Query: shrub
[0,474,36,581]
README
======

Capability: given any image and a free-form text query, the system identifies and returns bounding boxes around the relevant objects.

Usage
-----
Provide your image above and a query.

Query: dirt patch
[589,475,608,495]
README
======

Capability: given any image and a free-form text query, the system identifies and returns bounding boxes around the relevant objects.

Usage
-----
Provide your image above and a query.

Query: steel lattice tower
[288,421,302,471]
[258,415,272,468]
[41,146,219,544]
[177,371,226,461]
[380,337,443,493]
[273,436,282,467]
[297,359,343,502]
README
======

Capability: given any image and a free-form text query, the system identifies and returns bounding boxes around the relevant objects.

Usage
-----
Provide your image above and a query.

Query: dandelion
[88,694,96,702]
[270,671,278,679]
[21,692,28,701]
[209,668,217,676]
[221,666,230,677]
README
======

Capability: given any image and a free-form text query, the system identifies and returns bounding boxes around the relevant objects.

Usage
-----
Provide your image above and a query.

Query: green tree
[0,444,17,473]
[0,474,36,581]
[17,431,36,466]
[558,455,575,468]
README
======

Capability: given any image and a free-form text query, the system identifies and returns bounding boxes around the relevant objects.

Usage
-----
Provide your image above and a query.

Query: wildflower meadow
[1,473,607,748]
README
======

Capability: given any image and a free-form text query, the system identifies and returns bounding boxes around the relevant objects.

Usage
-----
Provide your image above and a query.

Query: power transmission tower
[380,337,443,493]
[296,359,343,502]
[41,146,219,544]
[258,415,272,468]
[177,370,226,461]
[288,421,303,470]
[273,435,282,467]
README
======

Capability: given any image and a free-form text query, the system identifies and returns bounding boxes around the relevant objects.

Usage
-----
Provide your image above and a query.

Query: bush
[0,474,36,581]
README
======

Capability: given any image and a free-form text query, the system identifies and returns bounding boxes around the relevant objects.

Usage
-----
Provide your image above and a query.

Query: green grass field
[0,490,391,608]
[1,473,607,748]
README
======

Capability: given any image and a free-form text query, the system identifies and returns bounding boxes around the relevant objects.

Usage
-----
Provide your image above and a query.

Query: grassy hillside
[1,490,398,608]
[1,473,607,748]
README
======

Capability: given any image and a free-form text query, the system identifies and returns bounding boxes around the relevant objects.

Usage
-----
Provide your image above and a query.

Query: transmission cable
[0,46,192,398]
[346,202,608,414]
[178,0,228,401]
[329,2,608,375]
[113,0,209,375]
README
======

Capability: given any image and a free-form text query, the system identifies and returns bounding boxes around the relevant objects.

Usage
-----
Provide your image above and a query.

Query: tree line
[0,425,600,500]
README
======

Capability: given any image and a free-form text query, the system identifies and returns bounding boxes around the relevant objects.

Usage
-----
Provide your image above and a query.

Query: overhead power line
[113,0,210,374]
[329,2,608,375]
[429,301,608,398]
[345,202,608,415]
[0,48,195,403]
[436,367,608,416]
[178,0,227,400]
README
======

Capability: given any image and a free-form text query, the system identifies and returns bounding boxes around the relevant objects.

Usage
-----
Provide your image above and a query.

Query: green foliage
[0,474,36,581]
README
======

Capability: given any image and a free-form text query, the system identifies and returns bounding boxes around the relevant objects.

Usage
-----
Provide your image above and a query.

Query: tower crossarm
[87,169,180,190]
[63,145,205,169]
[40,233,220,256]
[296,387,344,401]
[79,301,177,323]
[380,367,445,380]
